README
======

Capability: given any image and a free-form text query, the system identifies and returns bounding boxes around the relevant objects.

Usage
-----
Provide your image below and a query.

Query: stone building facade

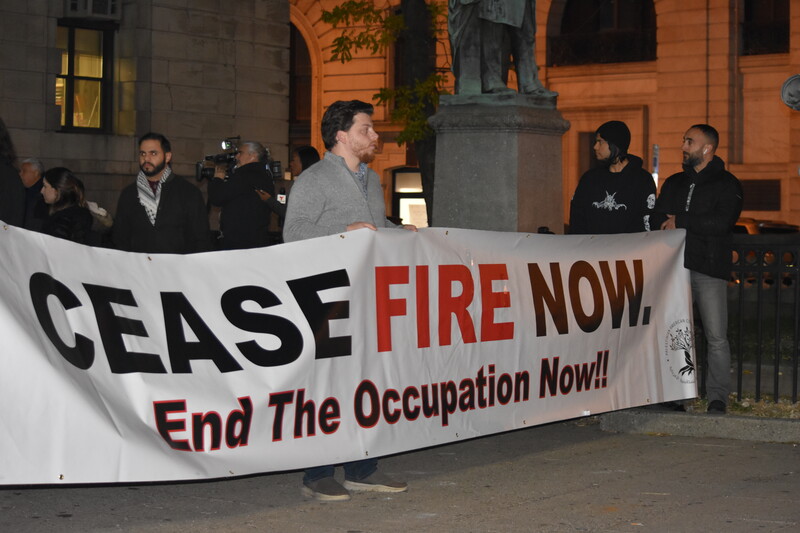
[544,0,800,228]
[289,0,800,228]
[1,0,799,228]
[0,0,290,216]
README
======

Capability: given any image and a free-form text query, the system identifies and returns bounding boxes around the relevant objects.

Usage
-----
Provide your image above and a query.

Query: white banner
[0,225,695,485]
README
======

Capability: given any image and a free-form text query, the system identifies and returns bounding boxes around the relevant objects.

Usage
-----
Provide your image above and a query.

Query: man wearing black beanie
[568,120,656,234]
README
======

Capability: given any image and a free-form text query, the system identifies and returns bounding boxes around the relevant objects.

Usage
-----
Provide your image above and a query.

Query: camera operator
[208,141,275,250]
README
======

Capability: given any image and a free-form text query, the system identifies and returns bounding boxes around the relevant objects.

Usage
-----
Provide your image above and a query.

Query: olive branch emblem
[669,326,694,376]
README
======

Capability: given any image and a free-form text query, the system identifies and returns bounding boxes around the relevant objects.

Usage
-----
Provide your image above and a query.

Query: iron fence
[715,233,800,403]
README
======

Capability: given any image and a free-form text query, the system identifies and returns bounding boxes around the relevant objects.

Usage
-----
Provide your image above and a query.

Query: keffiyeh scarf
[136,167,172,225]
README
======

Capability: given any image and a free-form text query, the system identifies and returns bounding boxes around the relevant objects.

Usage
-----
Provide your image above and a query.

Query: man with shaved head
[653,124,743,415]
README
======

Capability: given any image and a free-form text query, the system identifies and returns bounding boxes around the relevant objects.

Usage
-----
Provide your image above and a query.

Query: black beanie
[596,121,631,154]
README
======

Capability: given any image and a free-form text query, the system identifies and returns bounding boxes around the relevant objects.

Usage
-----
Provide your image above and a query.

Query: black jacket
[42,205,94,244]
[112,174,211,254]
[0,160,25,227]
[569,155,656,234]
[23,179,48,232]
[652,156,743,280]
[208,161,275,250]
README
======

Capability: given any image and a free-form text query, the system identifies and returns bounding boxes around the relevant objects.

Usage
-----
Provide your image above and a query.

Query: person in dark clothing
[0,117,25,227]
[208,141,275,250]
[651,124,743,415]
[113,132,211,254]
[289,145,322,178]
[40,167,93,244]
[569,120,656,234]
[20,158,48,231]
[255,145,321,226]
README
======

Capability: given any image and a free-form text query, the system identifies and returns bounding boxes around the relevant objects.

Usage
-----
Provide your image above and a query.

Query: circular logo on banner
[665,318,696,384]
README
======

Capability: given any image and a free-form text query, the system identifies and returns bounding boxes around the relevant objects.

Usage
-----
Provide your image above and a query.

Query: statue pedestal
[429,94,570,233]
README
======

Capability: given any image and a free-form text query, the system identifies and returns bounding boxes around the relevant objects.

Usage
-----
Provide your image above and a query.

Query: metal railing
[716,234,800,402]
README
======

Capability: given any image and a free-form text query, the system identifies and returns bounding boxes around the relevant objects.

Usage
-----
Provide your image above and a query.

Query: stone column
[429,93,569,233]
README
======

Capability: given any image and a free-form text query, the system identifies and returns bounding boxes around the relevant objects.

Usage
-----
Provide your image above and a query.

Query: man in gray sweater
[284,101,415,240]
[284,100,414,501]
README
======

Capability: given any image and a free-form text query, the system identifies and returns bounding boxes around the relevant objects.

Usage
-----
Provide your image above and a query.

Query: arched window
[289,23,312,150]
[741,0,789,55]
[548,0,656,67]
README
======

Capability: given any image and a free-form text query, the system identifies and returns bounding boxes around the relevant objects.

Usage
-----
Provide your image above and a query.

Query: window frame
[56,18,116,133]
[740,0,789,56]
[547,0,657,67]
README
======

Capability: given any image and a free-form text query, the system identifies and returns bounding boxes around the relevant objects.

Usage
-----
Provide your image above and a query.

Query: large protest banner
[0,225,695,485]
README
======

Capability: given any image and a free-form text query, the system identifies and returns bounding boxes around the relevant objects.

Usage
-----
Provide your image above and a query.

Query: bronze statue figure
[449,0,555,97]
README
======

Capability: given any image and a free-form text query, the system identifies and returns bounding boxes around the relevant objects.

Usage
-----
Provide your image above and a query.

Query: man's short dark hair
[689,124,719,151]
[321,100,374,150]
[138,132,172,153]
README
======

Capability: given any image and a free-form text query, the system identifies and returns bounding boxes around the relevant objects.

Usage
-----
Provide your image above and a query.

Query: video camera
[195,136,240,181]
[195,136,283,182]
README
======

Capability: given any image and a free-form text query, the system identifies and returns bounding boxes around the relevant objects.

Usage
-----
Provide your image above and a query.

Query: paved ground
[1,410,798,533]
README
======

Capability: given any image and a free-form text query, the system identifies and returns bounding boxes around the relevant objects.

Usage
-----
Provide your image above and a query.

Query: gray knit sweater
[283,152,396,242]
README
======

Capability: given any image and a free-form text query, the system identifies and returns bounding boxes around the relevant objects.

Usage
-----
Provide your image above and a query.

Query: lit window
[56,22,114,131]
[393,169,428,228]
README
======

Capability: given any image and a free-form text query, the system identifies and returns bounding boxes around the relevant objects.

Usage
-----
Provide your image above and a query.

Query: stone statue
[449,0,554,97]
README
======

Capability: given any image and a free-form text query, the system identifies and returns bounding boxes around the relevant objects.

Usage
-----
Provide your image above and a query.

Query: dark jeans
[303,458,378,484]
